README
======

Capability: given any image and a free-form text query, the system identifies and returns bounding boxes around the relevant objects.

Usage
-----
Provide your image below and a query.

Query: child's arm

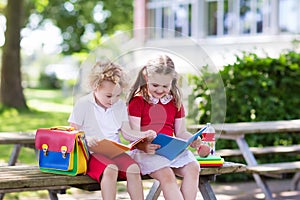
[120,121,156,142]
[69,122,97,147]
[123,116,160,154]
[69,122,79,129]
[174,118,202,148]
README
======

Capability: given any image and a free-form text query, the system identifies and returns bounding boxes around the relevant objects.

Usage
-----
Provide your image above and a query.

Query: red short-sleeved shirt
[128,96,185,136]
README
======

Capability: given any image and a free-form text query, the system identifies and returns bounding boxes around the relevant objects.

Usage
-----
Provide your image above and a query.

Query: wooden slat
[0,162,246,193]
[216,145,300,157]
[188,119,300,136]
[0,186,68,193]
[0,132,35,145]
[200,162,246,175]
[247,161,300,174]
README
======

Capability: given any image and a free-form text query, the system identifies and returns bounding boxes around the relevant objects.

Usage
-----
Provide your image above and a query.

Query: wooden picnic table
[0,132,36,200]
[0,132,36,166]
[188,119,300,200]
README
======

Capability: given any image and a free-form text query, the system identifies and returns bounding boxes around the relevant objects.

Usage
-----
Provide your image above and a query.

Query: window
[206,0,265,36]
[279,0,300,33]
[145,0,300,39]
[147,0,192,38]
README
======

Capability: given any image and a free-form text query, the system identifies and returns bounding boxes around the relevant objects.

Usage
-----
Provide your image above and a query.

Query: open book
[89,137,145,159]
[151,126,207,160]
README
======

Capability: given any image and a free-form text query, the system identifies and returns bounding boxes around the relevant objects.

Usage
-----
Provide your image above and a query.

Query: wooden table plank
[247,161,300,174]
[0,132,35,145]
[0,162,246,192]
[188,119,300,136]
[216,144,300,157]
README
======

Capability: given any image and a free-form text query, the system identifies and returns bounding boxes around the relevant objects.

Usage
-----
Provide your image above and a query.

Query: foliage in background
[188,49,300,181]
[38,73,62,89]
[189,50,300,124]
[25,0,134,54]
[0,0,133,110]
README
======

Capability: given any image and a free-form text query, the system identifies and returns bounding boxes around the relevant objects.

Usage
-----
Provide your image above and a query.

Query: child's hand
[143,130,156,142]
[135,141,160,154]
[190,137,202,149]
[145,143,160,154]
[198,144,211,157]
[86,136,98,147]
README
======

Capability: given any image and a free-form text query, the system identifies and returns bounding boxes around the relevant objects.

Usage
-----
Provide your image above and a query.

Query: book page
[187,126,207,144]
[151,126,207,160]
[89,137,146,158]
[152,134,187,160]
[129,136,147,149]
[89,139,130,159]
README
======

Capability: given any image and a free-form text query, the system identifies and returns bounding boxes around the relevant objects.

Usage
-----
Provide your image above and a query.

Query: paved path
[4,178,300,199]
[57,178,300,200]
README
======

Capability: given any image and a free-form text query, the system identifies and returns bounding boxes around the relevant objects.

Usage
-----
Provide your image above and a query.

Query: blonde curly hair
[89,61,127,90]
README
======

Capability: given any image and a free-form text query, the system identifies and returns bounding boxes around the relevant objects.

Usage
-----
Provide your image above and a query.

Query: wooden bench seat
[216,144,300,158]
[246,161,300,174]
[0,162,246,200]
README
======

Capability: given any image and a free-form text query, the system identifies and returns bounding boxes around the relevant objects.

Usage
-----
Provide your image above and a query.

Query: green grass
[0,88,73,165]
[0,88,73,132]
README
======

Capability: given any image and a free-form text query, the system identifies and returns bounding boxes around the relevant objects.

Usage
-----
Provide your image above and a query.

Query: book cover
[200,163,223,167]
[151,126,207,160]
[89,137,145,159]
[198,159,224,164]
[195,155,223,161]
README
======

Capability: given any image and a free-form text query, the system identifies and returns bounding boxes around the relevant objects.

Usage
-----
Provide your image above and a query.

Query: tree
[0,0,27,109]
[0,0,133,109]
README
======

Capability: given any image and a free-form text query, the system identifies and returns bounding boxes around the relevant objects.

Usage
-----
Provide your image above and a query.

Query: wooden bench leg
[235,137,274,200]
[146,180,161,200]
[291,172,300,190]
[198,175,217,200]
[48,190,59,200]
[0,144,23,200]
[252,173,274,200]
[8,144,22,166]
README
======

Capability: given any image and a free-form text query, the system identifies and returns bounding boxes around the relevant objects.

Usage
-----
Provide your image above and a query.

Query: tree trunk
[0,0,27,109]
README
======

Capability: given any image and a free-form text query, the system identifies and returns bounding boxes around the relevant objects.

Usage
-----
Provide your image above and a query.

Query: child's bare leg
[101,164,118,200]
[150,167,184,200]
[126,163,144,200]
[173,161,200,200]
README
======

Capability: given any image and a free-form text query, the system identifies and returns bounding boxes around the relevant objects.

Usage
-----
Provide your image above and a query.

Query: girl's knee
[192,161,200,172]
[151,168,177,184]
[103,164,118,177]
[126,163,141,175]
[189,162,200,176]
[182,162,200,177]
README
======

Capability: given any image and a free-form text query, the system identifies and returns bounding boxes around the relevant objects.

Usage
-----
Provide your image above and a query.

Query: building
[133,0,300,68]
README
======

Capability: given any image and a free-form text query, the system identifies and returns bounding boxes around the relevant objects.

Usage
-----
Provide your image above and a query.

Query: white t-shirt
[68,92,128,142]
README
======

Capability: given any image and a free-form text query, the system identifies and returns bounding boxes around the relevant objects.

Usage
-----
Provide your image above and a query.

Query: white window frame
[146,0,298,39]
